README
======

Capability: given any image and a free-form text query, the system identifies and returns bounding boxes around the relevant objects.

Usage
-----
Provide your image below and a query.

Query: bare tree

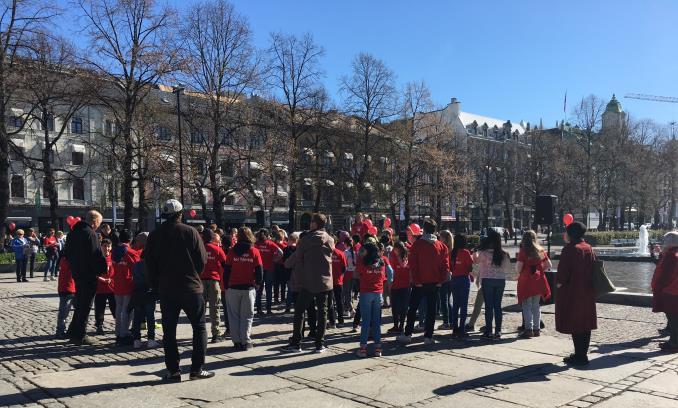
[0,0,56,235]
[340,52,397,212]
[179,0,260,227]
[78,0,177,230]
[267,32,324,230]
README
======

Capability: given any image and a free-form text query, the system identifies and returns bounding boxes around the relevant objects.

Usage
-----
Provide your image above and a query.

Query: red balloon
[368,226,378,236]
[364,219,373,228]
[74,217,81,224]
[8,222,16,232]
[384,218,391,228]
[563,213,574,226]
[189,209,197,218]
[66,215,75,226]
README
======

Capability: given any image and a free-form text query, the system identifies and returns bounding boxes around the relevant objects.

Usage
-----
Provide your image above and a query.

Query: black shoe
[117,336,134,346]
[540,320,546,329]
[22,278,28,282]
[282,344,302,353]
[284,308,291,314]
[96,327,105,335]
[244,342,254,350]
[189,370,215,380]
[69,335,100,346]
[464,324,475,332]
[211,336,223,344]
[163,371,182,382]
[304,332,316,341]
[55,332,68,340]
[232,343,243,352]
[266,310,273,316]
[563,354,589,366]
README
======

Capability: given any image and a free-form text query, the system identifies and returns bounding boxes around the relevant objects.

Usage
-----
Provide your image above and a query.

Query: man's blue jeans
[482,278,505,335]
[359,292,382,346]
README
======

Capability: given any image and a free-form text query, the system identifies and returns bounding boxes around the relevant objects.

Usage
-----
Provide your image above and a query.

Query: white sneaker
[147,339,160,348]
[424,337,435,345]
[396,334,412,344]
[133,339,143,349]
[43,277,49,282]
[50,276,55,281]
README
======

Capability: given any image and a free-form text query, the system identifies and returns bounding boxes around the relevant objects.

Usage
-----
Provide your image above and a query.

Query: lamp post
[173,86,185,205]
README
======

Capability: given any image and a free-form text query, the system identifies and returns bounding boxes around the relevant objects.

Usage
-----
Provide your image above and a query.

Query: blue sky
[65,0,678,128]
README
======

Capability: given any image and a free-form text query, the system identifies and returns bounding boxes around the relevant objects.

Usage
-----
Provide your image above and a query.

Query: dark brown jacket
[145,218,207,297]
[285,229,334,294]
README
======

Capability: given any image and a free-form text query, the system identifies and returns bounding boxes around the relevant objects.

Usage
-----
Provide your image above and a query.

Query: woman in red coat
[556,222,596,366]
[652,231,678,353]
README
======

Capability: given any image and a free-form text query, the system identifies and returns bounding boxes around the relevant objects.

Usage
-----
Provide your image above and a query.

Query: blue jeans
[359,292,382,346]
[56,293,75,334]
[15,258,27,281]
[438,281,452,324]
[255,270,274,312]
[482,278,505,335]
[45,255,57,278]
[132,301,156,341]
[450,276,471,333]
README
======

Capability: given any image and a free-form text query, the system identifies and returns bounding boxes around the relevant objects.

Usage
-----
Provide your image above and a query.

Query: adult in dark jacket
[65,210,107,346]
[282,213,334,353]
[556,222,597,366]
[145,199,212,382]
[652,232,678,353]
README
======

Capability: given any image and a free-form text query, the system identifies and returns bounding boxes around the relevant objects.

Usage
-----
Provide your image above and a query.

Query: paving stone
[488,374,601,408]
[636,371,678,395]
[0,380,31,406]
[593,391,678,408]
[419,391,523,407]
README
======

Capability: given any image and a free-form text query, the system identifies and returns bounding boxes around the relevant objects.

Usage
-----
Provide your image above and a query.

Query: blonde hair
[663,231,678,251]
[16,229,25,236]
[521,230,545,260]
[438,230,454,251]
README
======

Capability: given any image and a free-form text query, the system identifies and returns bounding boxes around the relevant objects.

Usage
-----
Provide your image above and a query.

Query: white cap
[162,199,183,215]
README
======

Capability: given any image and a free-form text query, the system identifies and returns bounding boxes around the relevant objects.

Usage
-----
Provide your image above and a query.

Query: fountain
[635,224,650,256]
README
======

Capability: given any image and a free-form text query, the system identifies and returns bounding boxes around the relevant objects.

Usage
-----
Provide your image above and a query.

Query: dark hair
[101,238,112,246]
[477,228,505,267]
[451,234,467,260]
[379,234,392,246]
[118,229,132,244]
[398,231,408,243]
[109,230,120,246]
[394,240,408,260]
[257,228,269,242]
[566,221,587,242]
[312,213,327,229]
[203,229,216,243]
[361,241,380,266]
[423,218,437,234]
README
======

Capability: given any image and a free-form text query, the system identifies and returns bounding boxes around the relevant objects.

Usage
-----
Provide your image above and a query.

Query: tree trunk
[404,191,411,228]
[0,106,9,234]
[138,176,148,232]
[288,169,297,232]
[122,126,135,231]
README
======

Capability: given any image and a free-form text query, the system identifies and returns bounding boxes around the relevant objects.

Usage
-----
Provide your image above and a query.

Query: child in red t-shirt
[56,257,75,338]
[111,230,141,345]
[450,234,475,337]
[223,227,263,351]
[329,245,348,327]
[356,242,390,358]
[202,230,228,343]
[95,239,116,335]
[388,241,411,334]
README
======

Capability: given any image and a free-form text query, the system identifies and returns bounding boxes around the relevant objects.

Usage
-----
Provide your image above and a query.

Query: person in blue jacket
[11,229,30,282]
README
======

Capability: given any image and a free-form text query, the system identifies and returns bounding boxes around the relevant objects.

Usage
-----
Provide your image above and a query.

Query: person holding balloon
[11,228,30,282]
[351,213,371,240]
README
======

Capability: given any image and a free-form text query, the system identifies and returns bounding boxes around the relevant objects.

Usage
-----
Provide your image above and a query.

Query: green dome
[606,94,622,113]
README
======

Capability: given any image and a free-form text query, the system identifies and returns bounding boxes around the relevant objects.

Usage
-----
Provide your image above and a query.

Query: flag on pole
[563,90,567,114]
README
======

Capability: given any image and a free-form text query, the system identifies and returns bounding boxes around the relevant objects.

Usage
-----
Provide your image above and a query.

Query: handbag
[592,257,616,297]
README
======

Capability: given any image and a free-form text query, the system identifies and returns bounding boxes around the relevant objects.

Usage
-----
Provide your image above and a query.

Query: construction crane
[624,93,678,103]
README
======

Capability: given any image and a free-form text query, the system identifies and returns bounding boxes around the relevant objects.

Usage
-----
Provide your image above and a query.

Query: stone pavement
[1,275,677,408]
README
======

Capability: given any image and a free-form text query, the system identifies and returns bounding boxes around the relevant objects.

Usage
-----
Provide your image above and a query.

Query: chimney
[450,97,460,116]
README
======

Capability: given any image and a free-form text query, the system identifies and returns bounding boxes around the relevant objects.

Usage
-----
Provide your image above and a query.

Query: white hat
[162,199,183,215]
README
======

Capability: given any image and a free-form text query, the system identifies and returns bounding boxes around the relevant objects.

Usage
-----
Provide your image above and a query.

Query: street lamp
[172,86,185,205]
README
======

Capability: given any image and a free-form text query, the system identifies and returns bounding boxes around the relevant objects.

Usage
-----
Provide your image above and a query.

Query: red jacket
[96,256,115,294]
[358,258,387,293]
[331,247,347,286]
[555,241,597,334]
[57,258,75,294]
[112,244,141,296]
[652,248,678,314]
[408,236,450,285]
[389,252,411,290]
[202,242,227,281]
[255,240,282,271]
[516,248,551,303]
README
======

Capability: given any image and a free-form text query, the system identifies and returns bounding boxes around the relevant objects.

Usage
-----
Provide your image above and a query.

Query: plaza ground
[0,274,677,408]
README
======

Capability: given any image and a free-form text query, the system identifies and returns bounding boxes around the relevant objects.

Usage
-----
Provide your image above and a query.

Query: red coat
[652,249,678,314]
[555,241,597,334]
[331,248,347,286]
[57,258,75,294]
[516,249,551,303]
[407,237,450,285]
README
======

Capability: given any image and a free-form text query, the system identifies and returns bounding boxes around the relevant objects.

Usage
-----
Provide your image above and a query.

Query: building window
[72,151,84,165]
[45,113,55,131]
[71,117,83,134]
[302,184,313,201]
[219,128,231,145]
[8,115,23,129]
[105,120,113,136]
[190,131,205,144]
[72,178,85,200]
[9,146,23,161]
[220,160,234,177]
[157,126,172,141]
[10,175,24,198]
[224,195,235,206]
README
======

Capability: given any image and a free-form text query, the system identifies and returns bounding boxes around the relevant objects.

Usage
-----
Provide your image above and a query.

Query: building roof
[605,94,623,113]
[458,111,526,134]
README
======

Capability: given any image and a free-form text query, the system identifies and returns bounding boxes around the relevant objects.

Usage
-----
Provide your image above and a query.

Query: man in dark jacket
[282,213,334,353]
[145,199,212,382]
[66,210,107,346]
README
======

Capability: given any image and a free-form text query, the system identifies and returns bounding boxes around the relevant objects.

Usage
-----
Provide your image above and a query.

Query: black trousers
[68,279,98,340]
[328,285,344,325]
[221,291,229,331]
[404,284,439,338]
[290,289,330,348]
[572,331,592,358]
[160,292,207,374]
[94,293,116,328]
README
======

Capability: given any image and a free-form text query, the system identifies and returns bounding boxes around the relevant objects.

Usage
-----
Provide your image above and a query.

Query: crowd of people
[7,200,678,381]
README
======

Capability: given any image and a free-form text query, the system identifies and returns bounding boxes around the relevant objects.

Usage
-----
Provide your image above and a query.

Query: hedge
[550,230,668,246]
[0,252,47,265]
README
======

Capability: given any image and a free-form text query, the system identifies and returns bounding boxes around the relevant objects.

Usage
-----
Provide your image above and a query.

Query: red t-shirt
[451,249,474,278]
[331,247,348,286]
[96,256,115,294]
[57,258,75,294]
[112,245,141,296]
[389,252,411,289]
[358,258,387,293]
[351,221,370,239]
[226,246,263,287]
[255,240,282,271]
[43,236,58,249]
[202,242,227,281]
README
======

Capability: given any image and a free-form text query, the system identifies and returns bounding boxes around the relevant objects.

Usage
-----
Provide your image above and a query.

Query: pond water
[550,260,655,294]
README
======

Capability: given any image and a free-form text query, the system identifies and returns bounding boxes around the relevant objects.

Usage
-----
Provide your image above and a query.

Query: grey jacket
[285,229,334,294]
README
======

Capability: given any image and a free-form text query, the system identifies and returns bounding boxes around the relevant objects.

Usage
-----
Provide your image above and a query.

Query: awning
[72,144,86,153]
[324,151,335,158]
[324,180,335,187]
[303,178,313,186]
[343,152,353,160]
[10,138,24,148]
